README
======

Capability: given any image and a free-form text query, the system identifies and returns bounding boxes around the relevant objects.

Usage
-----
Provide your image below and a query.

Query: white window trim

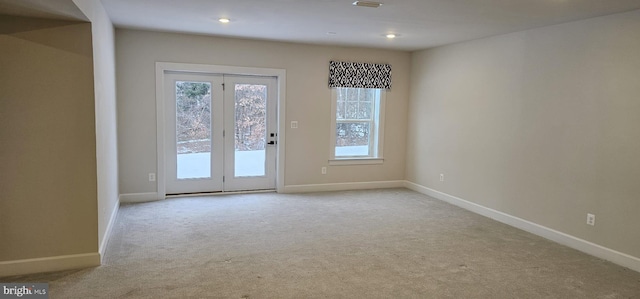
[329,88,385,165]
[329,158,384,166]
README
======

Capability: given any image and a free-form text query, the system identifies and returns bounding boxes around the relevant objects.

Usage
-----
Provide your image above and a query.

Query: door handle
[267,141,276,145]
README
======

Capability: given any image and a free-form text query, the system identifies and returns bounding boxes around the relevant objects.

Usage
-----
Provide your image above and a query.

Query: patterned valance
[329,61,392,89]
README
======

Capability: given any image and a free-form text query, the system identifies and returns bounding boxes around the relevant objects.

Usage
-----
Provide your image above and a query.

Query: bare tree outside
[176,81,211,154]
[234,84,267,151]
[175,82,268,155]
[335,88,375,151]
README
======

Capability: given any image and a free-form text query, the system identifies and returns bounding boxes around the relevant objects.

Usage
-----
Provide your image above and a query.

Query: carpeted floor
[3,189,640,298]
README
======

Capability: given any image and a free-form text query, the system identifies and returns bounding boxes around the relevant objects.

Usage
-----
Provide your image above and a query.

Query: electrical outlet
[440,173,444,182]
[321,167,327,175]
[586,213,595,226]
[291,121,299,129]
[149,173,156,182]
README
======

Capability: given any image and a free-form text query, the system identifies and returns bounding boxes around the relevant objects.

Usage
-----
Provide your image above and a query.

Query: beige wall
[407,10,640,258]
[73,0,119,255]
[116,29,410,194]
[0,16,98,261]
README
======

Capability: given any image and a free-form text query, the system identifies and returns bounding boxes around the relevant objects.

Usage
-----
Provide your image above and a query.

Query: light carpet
[2,189,640,298]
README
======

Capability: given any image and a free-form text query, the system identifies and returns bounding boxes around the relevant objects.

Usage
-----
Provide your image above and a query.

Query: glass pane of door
[175,81,212,179]
[233,83,267,177]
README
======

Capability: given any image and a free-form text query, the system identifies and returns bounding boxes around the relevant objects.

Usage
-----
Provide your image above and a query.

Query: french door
[164,72,277,194]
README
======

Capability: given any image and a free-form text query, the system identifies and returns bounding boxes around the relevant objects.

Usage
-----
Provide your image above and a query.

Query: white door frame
[155,62,286,199]
[164,72,224,194]
[222,75,277,191]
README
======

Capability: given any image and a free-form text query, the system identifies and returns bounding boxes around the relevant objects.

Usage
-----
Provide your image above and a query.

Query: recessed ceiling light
[352,1,383,8]
[386,34,397,39]
[218,18,230,23]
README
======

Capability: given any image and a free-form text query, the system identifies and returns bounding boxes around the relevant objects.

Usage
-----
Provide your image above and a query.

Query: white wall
[116,30,410,195]
[73,0,119,258]
[407,10,640,259]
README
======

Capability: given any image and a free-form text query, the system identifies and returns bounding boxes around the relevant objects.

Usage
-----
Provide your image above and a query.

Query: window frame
[329,87,385,165]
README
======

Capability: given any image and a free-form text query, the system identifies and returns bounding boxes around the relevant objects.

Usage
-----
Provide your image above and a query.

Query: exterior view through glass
[234,84,267,177]
[175,81,212,179]
[335,87,377,157]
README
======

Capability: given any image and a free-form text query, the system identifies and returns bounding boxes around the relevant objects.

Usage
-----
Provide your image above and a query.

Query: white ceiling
[3,0,640,51]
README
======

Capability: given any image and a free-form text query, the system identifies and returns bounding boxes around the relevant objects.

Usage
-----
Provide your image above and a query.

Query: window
[330,87,385,164]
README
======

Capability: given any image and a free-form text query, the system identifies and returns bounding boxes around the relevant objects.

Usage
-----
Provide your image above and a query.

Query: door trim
[155,62,286,199]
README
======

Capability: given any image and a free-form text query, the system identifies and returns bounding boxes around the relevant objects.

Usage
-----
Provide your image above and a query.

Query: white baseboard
[98,199,120,261]
[283,180,404,193]
[0,253,100,277]
[119,192,160,203]
[403,181,640,273]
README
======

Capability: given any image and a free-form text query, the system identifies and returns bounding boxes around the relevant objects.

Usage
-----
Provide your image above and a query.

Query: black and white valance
[329,61,392,89]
